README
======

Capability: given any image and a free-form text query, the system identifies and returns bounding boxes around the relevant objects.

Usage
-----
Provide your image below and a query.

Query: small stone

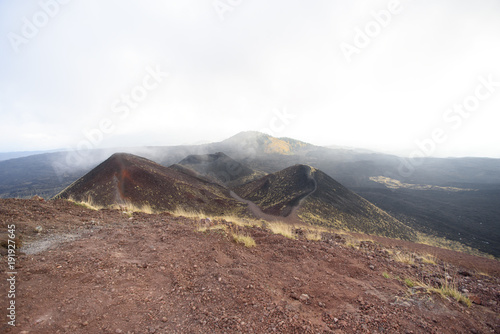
[318,301,326,308]
[299,294,310,302]
[369,265,375,270]
[161,317,168,322]
[82,321,89,326]
[35,226,43,233]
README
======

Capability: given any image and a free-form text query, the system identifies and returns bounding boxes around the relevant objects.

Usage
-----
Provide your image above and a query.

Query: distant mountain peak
[222,132,313,155]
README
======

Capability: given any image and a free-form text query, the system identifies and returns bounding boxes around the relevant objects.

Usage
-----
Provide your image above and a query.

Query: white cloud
[0,0,499,157]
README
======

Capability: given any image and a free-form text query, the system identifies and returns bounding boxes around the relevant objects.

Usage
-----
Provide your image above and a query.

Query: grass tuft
[393,251,415,265]
[198,224,227,233]
[172,208,205,219]
[267,221,296,239]
[428,281,472,307]
[217,215,263,228]
[67,195,102,210]
[231,232,256,247]
[305,230,322,241]
[420,253,437,265]
[404,278,415,288]
[112,202,155,214]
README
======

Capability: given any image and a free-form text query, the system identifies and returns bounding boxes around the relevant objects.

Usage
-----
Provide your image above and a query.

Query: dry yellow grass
[172,208,205,219]
[197,225,227,233]
[267,221,296,239]
[68,196,157,214]
[217,215,263,228]
[393,251,416,265]
[305,230,322,241]
[420,253,438,265]
[67,195,102,210]
[424,279,471,307]
[112,202,155,214]
[231,232,256,247]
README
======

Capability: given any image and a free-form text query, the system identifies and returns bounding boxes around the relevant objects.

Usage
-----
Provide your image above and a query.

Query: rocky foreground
[1,198,499,333]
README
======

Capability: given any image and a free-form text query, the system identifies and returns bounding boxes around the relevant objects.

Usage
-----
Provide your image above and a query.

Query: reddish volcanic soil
[1,198,499,333]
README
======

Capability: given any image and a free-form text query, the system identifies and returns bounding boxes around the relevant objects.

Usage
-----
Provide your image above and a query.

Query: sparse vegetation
[267,221,296,239]
[197,225,227,234]
[217,215,263,228]
[420,253,438,265]
[404,278,415,288]
[415,232,495,259]
[113,202,155,214]
[67,195,102,210]
[305,230,322,241]
[173,208,205,219]
[393,251,416,265]
[401,275,472,307]
[67,196,156,214]
[231,232,256,247]
[476,271,491,277]
[427,281,472,307]
[382,272,390,279]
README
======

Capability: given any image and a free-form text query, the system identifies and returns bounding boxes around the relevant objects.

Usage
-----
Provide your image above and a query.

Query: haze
[1,0,499,158]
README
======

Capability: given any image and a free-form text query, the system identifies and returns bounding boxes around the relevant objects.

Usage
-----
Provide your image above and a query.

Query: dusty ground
[1,198,499,333]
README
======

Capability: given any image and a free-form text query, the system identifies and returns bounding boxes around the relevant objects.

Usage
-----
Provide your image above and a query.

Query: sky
[1,0,499,158]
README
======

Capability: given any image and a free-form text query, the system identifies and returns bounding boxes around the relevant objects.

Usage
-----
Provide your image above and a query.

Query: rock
[35,226,43,233]
[458,270,471,277]
[469,295,482,305]
[369,264,375,271]
[299,294,310,302]
[318,301,326,308]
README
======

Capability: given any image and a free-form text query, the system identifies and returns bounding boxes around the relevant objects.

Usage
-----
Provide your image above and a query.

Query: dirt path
[229,165,318,224]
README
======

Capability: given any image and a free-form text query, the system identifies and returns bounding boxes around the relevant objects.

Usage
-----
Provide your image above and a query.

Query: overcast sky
[1,0,499,158]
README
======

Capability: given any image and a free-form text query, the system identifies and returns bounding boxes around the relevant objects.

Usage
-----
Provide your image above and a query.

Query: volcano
[55,153,246,215]
[234,164,416,240]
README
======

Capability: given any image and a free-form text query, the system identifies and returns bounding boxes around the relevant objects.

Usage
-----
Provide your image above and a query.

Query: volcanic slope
[178,152,265,187]
[234,165,416,240]
[55,153,246,216]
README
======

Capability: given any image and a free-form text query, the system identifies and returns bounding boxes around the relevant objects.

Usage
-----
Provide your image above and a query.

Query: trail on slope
[229,166,318,224]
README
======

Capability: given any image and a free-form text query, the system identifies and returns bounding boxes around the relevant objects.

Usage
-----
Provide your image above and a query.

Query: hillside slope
[54,153,246,216]
[235,165,416,240]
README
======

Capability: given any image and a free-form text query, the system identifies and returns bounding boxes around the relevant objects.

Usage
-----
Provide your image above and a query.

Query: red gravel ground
[1,198,499,333]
